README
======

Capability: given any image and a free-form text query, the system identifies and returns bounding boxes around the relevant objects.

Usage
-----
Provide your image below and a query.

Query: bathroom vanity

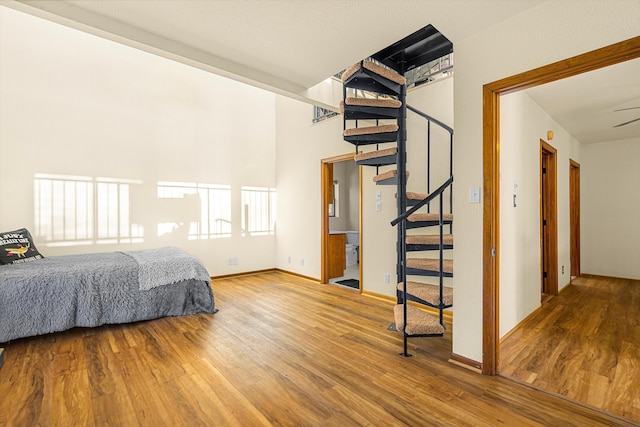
[327,232,346,279]
[327,231,359,280]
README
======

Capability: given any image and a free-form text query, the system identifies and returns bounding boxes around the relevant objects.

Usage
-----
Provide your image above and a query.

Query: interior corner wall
[450,1,640,362]
[0,7,277,275]
[328,162,348,231]
[581,137,640,280]
[329,160,359,232]
[346,161,359,231]
[499,91,575,338]
[274,96,347,279]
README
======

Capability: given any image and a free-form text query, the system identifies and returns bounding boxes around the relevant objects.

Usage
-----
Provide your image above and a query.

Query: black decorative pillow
[0,228,44,265]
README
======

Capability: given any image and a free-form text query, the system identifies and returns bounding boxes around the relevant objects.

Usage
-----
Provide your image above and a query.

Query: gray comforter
[0,248,215,343]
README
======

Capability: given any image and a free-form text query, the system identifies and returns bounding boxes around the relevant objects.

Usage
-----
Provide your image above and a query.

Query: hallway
[500,275,640,423]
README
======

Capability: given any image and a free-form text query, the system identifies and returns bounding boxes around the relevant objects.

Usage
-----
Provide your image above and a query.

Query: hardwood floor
[501,275,640,424]
[0,271,634,426]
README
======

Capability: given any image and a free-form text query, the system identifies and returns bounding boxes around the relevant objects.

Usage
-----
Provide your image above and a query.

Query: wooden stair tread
[373,169,396,182]
[406,258,453,274]
[343,124,398,137]
[407,191,428,200]
[394,304,445,336]
[342,60,407,85]
[344,97,402,109]
[406,234,453,246]
[354,147,397,162]
[394,191,428,200]
[397,281,453,306]
[408,213,453,223]
[373,170,409,183]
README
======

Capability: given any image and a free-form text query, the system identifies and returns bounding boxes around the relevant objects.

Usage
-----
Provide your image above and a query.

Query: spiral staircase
[340,25,454,356]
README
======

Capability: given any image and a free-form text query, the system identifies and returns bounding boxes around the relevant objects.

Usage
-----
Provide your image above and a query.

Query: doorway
[482,36,640,375]
[540,140,558,296]
[570,160,581,279]
[321,154,362,289]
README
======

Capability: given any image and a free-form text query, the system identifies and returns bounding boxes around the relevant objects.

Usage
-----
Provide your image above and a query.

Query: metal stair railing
[392,176,453,356]
[406,104,453,216]
[391,176,453,227]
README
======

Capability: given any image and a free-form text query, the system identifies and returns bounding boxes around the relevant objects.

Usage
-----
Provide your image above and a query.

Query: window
[313,106,339,123]
[241,186,276,236]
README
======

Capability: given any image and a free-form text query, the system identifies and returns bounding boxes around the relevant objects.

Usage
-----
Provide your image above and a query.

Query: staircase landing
[370,24,452,73]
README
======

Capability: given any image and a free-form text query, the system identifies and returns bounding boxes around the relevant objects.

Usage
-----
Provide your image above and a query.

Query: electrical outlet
[228,257,238,265]
[384,273,390,283]
[287,256,291,263]
[376,201,382,212]
[300,258,304,266]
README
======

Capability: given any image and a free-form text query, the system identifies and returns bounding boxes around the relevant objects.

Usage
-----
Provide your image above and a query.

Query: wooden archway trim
[482,35,640,375]
[321,153,357,284]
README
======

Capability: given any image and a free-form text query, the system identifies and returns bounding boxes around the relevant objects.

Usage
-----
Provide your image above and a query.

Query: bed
[0,245,215,343]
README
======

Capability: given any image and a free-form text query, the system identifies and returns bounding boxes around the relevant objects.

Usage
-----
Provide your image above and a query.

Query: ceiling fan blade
[613,117,640,128]
[614,106,640,112]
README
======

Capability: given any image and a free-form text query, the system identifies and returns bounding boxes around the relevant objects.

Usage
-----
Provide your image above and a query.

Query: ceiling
[8,0,544,91]
[525,57,640,144]
[6,0,640,144]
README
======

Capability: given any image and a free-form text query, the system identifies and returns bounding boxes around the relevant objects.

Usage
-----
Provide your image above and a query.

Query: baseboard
[415,302,453,320]
[499,304,546,344]
[449,353,482,373]
[361,290,395,302]
[211,268,277,280]
[361,290,453,320]
[580,273,640,282]
[0,348,4,369]
[212,268,321,283]
[558,282,572,294]
[274,269,320,283]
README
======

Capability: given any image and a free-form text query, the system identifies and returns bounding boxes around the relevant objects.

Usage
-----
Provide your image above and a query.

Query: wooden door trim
[540,140,558,296]
[482,35,640,375]
[570,159,581,279]
[321,153,358,284]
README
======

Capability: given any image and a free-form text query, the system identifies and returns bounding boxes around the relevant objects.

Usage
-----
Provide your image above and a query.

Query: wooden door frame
[321,153,362,285]
[570,159,581,279]
[482,36,640,375]
[540,140,558,296]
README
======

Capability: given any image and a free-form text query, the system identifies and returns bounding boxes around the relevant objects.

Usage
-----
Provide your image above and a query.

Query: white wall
[346,161,359,231]
[328,160,358,232]
[328,161,348,231]
[452,1,640,362]
[581,137,640,280]
[274,97,346,278]
[0,7,277,276]
[499,91,578,337]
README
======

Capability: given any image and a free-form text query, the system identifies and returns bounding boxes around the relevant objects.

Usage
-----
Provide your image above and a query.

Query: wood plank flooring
[501,275,640,424]
[0,271,634,426]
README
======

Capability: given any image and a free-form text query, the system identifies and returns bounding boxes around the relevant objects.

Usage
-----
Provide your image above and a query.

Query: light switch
[469,187,480,204]
[376,190,382,200]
